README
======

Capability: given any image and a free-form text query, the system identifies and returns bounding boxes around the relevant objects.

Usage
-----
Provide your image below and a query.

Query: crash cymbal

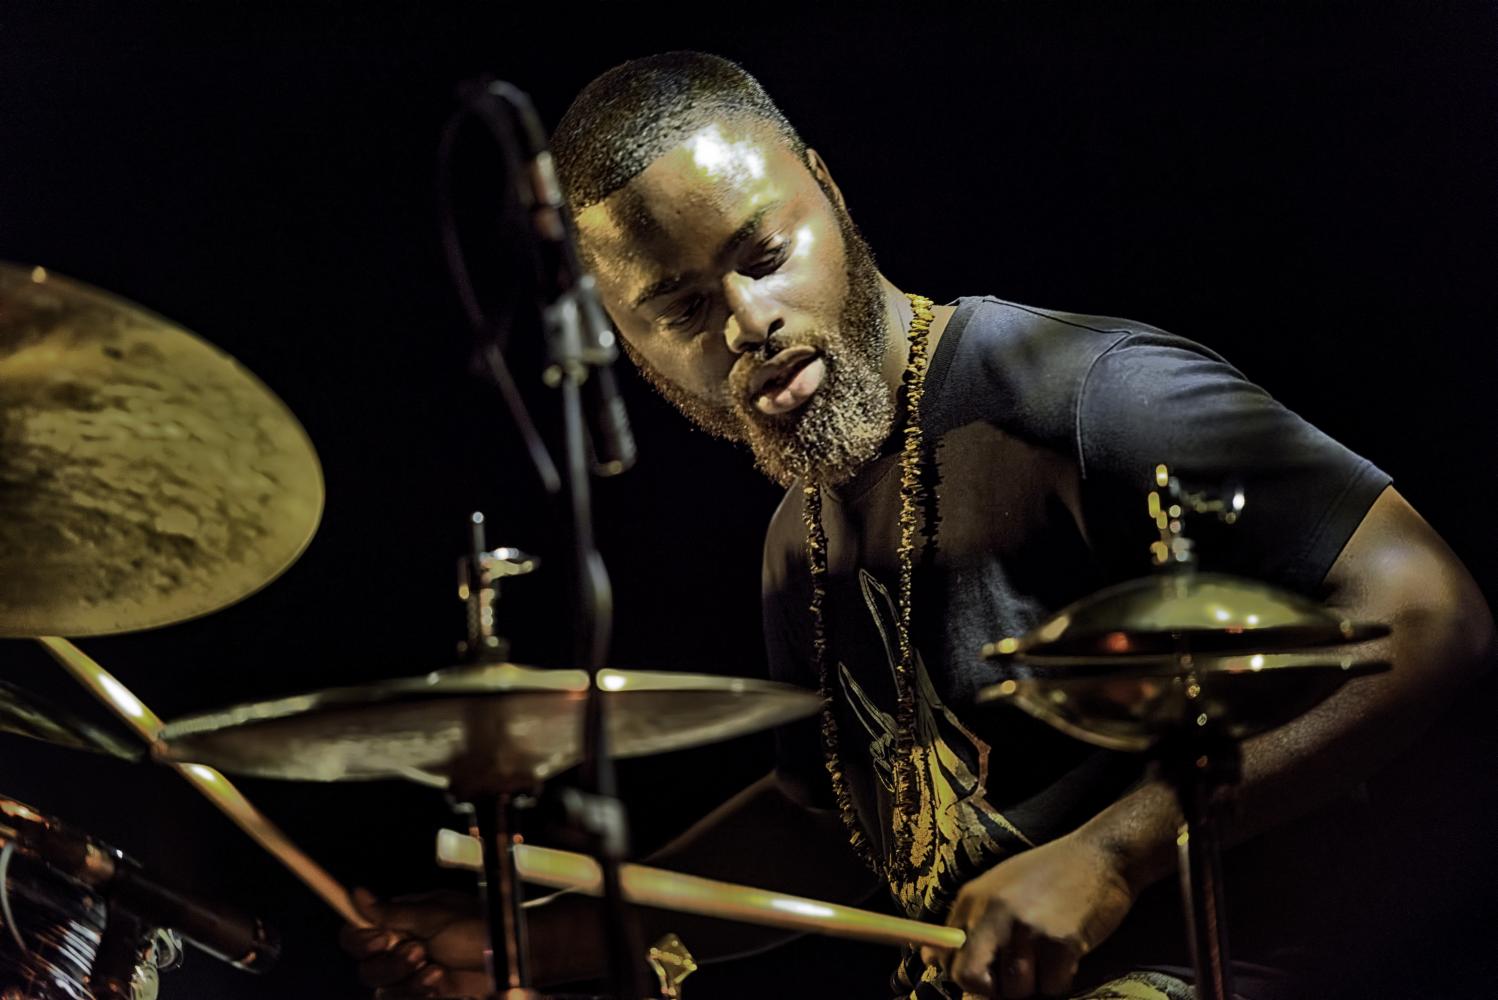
[159,664,821,794]
[0,263,323,636]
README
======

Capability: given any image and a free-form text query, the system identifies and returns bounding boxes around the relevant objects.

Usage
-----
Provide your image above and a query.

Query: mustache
[726,330,832,397]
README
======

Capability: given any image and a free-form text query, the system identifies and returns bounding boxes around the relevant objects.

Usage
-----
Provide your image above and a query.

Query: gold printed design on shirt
[839,570,1033,919]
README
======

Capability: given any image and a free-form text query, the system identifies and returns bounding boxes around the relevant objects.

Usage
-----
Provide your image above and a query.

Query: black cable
[435,100,561,494]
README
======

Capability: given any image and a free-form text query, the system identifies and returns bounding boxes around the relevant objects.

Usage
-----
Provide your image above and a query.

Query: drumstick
[36,636,371,929]
[435,829,966,951]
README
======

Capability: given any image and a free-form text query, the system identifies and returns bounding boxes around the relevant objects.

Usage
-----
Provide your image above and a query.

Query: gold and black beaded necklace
[801,292,935,883]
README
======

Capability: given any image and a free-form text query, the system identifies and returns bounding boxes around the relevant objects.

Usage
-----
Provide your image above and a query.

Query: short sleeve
[1075,333,1391,594]
[761,489,836,809]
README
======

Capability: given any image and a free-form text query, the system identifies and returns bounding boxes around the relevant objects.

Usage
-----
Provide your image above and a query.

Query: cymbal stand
[541,252,644,1000]
[1158,715,1240,1000]
[1149,468,1243,1000]
[456,515,540,996]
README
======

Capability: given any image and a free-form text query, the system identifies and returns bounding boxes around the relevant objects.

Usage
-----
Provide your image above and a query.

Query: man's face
[576,120,893,486]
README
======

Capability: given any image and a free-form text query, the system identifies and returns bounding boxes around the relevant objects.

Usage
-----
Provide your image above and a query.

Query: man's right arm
[341,771,879,995]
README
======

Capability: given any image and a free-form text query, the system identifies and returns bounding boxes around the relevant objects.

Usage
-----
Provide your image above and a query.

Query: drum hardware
[0,680,140,764]
[158,662,814,999]
[0,262,324,639]
[0,794,204,1000]
[19,644,282,975]
[37,636,822,998]
[457,512,538,664]
[437,829,967,954]
[36,638,368,931]
[644,935,694,1000]
[440,73,642,1000]
[980,465,1391,1000]
[154,660,820,993]
[455,512,538,991]
[90,909,161,1000]
[40,634,824,995]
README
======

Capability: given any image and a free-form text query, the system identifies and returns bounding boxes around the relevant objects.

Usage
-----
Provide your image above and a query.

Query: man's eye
[663,296,705,330]
[742,241,789,278]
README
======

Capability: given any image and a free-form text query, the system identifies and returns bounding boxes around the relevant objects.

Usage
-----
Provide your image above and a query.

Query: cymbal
[0,678,141,761]
[979,651,1388,752]
[979,571,1391,751]
[980,571,1388,661]
[0,263,323,637]
[159,664,821,794]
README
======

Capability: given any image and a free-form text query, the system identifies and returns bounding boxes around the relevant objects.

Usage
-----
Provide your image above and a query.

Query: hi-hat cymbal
[159,664,821,795]
[979,650,1389,752]
[979,571,1391,751]
[980,571,1388,662]
[0,263,324,636]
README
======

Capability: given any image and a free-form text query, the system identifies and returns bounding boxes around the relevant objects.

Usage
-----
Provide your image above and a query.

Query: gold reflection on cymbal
[0,263,323,636]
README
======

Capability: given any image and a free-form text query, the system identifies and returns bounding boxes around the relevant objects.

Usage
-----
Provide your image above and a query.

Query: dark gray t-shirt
[761,297,1390,997]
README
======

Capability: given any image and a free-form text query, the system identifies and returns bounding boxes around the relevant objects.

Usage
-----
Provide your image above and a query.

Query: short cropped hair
[553,51,806,211]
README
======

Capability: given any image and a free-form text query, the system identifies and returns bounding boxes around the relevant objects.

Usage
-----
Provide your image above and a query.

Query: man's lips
[747,345,820,397]
[749,347,825,416]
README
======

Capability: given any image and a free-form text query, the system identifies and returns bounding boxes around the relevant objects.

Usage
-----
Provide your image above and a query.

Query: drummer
[342,53,1493,999]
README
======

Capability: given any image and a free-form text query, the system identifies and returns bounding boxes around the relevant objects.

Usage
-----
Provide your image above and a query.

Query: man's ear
[805,147,848,213]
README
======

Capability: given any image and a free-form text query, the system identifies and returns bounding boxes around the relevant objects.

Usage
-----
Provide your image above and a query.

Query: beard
[627,206,895,487]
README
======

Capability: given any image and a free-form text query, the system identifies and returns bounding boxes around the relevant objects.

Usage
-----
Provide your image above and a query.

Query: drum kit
[0,210,1390,997]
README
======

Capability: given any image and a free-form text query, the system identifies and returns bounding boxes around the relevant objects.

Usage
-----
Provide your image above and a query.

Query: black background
[1,4,1495,998]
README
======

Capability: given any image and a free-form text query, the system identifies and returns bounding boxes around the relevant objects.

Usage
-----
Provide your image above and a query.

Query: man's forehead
[577,121,804,272]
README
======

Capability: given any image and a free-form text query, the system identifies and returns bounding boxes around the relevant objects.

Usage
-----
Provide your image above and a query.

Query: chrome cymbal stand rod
[455,519,539,997]
[466,795,537,997]
[1160,721,1239,1000]
[551,304,642,999]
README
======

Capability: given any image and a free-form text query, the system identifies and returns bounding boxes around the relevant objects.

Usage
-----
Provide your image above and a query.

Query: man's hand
[921,832,1135,998]
[337,888,491,999]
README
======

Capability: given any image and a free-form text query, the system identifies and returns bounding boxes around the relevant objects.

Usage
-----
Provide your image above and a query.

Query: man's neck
[878,278,956,393]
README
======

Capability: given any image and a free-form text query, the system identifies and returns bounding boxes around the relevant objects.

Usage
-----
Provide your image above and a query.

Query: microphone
[33,824,280,972]
[478,79,638,476]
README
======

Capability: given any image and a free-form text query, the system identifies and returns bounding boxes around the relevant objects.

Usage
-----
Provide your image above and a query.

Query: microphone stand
[446,78,643,999]
[544,290,643,1000]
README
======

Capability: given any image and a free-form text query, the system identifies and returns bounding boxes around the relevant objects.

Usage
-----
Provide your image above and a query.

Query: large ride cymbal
[0,263,323,636]
[160,664,822,795]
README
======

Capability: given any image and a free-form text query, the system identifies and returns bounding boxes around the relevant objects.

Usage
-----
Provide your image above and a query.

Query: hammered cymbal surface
[160,664,822,792]
[0,263,323,636]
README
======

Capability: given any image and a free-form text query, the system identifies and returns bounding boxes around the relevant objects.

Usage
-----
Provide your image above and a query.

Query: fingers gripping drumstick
[36,637,371,929]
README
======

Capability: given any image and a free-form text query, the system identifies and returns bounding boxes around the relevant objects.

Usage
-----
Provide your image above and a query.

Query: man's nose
[722,272,783,354]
